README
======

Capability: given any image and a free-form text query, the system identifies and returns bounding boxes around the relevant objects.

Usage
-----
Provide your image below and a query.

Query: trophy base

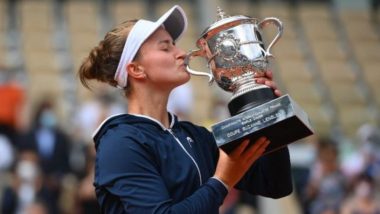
[228,87,276,116]
[212,95,314,154]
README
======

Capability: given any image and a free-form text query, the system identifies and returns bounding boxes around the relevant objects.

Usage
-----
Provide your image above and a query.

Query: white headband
[114,5,187,89]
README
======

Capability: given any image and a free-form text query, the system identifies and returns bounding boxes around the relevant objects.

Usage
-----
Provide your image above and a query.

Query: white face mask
[16,160,38,182]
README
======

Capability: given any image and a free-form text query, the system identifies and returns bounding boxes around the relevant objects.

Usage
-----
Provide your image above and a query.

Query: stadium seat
[0,1,7,65]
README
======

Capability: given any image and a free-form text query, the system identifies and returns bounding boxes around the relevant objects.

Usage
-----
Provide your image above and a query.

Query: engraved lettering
[220,119,241,130]
[262,114,277,123]
[226,129,241,138]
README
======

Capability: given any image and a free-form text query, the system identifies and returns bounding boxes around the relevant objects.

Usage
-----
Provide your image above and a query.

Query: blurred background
[0,0,380,213]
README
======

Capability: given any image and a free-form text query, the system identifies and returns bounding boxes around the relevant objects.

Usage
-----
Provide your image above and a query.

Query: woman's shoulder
[93,114,147,147]
[94,122,158,165]
[102,122,143,139]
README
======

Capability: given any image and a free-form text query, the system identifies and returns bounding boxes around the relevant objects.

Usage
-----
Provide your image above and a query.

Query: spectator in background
[18,98,72,214]
[288,136,317,214]
[357,124,380,188]
[341,173,380,214]
[70,92,126,178]
[340,124,380,194]
[75,91,126,144]
[1,150,49,214]
[304,138,347,214]
[76,144,100,214]
[0,65,25,144]
[0,134,14,171]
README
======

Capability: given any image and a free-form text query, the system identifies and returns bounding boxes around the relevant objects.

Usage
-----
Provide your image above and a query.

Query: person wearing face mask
[1,150,47,214]
[78,5,292,213]
[305,138,347,214]
[19,99,71,176]
[0,65,25,145]
[18,99,71,213]
[341,174,380,214]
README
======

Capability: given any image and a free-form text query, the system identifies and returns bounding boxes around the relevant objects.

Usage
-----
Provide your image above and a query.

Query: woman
[78,5,292,213]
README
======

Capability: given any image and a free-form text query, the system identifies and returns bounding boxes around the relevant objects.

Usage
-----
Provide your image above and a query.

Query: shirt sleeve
[95,131,228,213]
[235,146,293,198]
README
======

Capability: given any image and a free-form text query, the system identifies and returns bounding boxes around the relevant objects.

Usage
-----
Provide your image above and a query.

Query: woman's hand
[214,137,270,189]
[254,71,282,97]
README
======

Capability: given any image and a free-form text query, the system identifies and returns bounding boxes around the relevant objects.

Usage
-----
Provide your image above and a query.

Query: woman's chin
[183,73,191,83]
[175,75,191,87]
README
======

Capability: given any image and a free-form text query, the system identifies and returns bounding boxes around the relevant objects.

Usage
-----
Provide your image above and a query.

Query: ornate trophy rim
[198,7,258,41]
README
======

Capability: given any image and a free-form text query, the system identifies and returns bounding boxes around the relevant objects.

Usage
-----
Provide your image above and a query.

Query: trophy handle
[185,49,214,83]
[258,17,283,58]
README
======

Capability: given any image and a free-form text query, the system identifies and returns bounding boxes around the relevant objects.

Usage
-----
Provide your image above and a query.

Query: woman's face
[135,27,190,91]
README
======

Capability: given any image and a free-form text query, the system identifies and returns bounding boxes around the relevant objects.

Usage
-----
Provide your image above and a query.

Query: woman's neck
[127,88,170,128]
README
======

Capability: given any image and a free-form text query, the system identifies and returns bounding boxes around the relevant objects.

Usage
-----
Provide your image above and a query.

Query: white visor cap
[114,5,188,89]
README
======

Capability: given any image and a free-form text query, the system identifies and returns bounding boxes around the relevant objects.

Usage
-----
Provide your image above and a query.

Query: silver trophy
[185,8,314,153]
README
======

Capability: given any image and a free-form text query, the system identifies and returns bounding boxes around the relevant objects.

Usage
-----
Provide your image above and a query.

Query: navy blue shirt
[93,113,292,213]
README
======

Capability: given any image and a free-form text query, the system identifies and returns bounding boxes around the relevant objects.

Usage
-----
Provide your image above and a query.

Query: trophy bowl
[185,7,314,153]
[185,7,283,115]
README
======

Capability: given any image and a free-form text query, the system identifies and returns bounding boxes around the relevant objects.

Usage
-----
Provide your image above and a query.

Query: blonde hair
[78,20,138,92]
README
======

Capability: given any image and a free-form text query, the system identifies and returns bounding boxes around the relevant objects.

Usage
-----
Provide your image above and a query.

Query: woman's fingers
[274,89,282,97]
[243,137,266,153]
[264,70,274,80]
[255,78,277,89]
[264,80,283,96]
[254,71,274,80]
[265,80,277,89]
[214,137,270,188]
[230,139,250,157]
[231,137,267,158]
[242,137,269,157]
[245,139,270,164]
[256,139,270,154]
[254,71,283,96]
[255,78,283,96]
